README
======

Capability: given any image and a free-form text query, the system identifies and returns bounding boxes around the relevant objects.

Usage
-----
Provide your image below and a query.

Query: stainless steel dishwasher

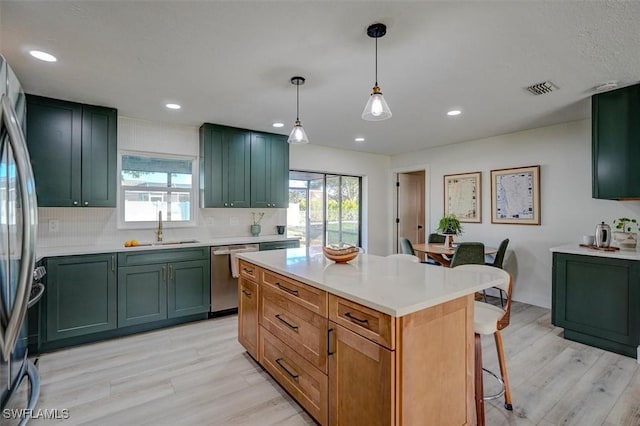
[210,244,259,315]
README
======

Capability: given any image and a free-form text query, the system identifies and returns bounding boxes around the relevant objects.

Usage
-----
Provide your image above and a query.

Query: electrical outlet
[48,219,60,233]
[230,217,239,226]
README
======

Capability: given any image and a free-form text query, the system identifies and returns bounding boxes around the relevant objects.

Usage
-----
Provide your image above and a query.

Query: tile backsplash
[37,207,287,248]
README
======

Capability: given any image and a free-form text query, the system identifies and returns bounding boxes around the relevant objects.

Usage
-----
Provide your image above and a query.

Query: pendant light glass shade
[362,85,392,121]
[288,119,309,144]
[288,76,309,144]
[362,23,392,122]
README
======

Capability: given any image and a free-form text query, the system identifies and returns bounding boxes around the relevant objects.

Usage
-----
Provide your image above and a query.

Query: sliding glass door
[288,171,361,249]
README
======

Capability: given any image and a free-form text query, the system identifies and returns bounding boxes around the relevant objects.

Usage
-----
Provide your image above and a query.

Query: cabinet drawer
[262,270,327,316]
[260,327,328,425]
[239,260,259,281]
[260,284,328,373]
[118,247,209,266]
[328,295,395,350]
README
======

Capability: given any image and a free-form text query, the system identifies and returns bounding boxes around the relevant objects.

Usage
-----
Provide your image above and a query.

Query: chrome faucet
[156,211,164,242]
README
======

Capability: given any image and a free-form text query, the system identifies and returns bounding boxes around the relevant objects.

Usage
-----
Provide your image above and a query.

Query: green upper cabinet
[26,95,117,207]
[200,123,289,208]
[592,83,640,199]
[199,123,251,208]
[250,132,289,208]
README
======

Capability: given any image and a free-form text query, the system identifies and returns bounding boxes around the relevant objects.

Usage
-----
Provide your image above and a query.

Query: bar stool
[455,265,513,425]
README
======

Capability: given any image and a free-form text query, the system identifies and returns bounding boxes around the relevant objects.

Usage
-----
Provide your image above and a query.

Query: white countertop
[237,248,508,317]
[37,235,299,259]
[550,244,640,261]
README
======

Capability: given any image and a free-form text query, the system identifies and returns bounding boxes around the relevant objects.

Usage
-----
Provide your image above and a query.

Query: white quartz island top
[237,248,508,317]
[550,244,640,261]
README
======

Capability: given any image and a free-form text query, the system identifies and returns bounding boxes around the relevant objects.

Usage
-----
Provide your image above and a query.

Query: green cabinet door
[250,132,289,208]
[118,264,168,327]
[592,83,640,199]
[45,253,117,341]
[552,252,640,357]
[199,123,250,207]
[81,104,117,207]
[26,94,118,207]
[26,95,82,207]
[167,259,210,318]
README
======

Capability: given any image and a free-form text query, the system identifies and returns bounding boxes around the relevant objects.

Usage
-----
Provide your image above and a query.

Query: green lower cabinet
[552,252,640,358]
[118,264,168,327]
[45,253,117,341]
[168,259,210,318]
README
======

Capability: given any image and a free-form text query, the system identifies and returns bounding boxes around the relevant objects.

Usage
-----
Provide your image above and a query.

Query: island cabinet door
[328,322,394,426]
[238,276,259,360]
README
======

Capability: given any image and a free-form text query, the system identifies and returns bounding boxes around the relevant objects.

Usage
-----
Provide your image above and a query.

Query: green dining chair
[428,233,446,244]
[450,242,485,268]
[486,238,509,269]
[425,233,446,265]
[399,237,416,255]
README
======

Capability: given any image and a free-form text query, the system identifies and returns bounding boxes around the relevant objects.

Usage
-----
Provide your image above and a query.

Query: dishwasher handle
[212,244,259,255]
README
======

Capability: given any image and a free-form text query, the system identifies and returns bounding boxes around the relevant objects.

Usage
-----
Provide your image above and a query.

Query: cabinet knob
[267,203,271,207]
[84,201,89,206]
[73,201,79,206]
[230,203,234,207]
[224,203,228,207]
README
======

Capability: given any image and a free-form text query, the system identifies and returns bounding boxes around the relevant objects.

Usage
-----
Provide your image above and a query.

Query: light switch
[48,219,60,233]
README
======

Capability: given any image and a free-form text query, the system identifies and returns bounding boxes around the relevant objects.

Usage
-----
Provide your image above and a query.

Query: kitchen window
[288,171,362,248]
[119,153,196,228]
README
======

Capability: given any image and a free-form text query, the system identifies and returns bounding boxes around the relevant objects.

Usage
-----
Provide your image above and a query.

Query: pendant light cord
[296,81,300,121]
[375,36,378,86]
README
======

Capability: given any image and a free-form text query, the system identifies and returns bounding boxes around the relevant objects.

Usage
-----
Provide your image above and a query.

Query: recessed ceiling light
[29,50,57,62]
[447,109,462,116]
[272,122,284,128]
[355,137,365,142]
[165,103,181,110]
[594,81,619,92]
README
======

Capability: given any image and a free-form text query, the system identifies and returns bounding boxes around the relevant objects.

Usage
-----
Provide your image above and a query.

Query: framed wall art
[491,165,540,225]
[443,171,481,223]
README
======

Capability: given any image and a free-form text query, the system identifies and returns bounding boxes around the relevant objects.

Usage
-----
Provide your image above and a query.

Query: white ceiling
[2,1,639,156]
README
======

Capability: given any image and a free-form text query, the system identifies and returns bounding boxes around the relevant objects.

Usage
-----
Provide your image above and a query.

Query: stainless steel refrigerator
[0,54,40,425]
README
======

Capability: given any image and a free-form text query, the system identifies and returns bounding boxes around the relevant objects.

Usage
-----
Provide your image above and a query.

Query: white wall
[38,117,392,254]
[289,143,391,255]
[391,119,640,308]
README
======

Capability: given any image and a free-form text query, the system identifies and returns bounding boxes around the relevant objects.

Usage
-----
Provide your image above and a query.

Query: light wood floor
[28,301,639,425]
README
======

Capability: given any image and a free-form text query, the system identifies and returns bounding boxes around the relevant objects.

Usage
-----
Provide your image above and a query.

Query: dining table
[413,242,498,267]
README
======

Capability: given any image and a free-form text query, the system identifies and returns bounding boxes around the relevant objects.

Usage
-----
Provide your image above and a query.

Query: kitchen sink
[152,239,199,246]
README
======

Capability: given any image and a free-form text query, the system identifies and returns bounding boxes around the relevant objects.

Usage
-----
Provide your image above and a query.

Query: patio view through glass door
[288,171,361,249]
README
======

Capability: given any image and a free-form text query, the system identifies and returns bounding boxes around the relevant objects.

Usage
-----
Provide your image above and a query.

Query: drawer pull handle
[242,289,252,298]
[275,358,299,380]
[328,328,334,355]
[344,312,368,324]
[276,283,299,296]
[242,267,254,274]
[275,314,299,331]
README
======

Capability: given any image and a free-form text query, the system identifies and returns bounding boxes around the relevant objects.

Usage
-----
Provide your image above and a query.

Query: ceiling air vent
[525,81,558,95]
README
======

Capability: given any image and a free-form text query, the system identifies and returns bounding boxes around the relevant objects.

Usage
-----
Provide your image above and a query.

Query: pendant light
[288,76,309,144]
[362,23,392,121]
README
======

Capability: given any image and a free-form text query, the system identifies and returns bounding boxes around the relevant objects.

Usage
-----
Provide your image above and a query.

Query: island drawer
[260,327,328,425]
[239,260,259,281]
[260,284,328,373]
[328,295,395,350]
[262,270,327,316]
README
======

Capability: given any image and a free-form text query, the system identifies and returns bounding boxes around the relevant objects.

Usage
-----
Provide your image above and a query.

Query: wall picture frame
[443,171,481,223]
[490,165,540,225]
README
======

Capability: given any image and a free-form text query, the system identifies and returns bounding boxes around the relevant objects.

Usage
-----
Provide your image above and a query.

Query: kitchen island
[236,248,508,425]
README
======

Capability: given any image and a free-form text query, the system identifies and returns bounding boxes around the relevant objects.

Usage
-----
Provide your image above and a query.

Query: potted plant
[437,214,463,248]
[612,217,638,250]
[251,212,265,237]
